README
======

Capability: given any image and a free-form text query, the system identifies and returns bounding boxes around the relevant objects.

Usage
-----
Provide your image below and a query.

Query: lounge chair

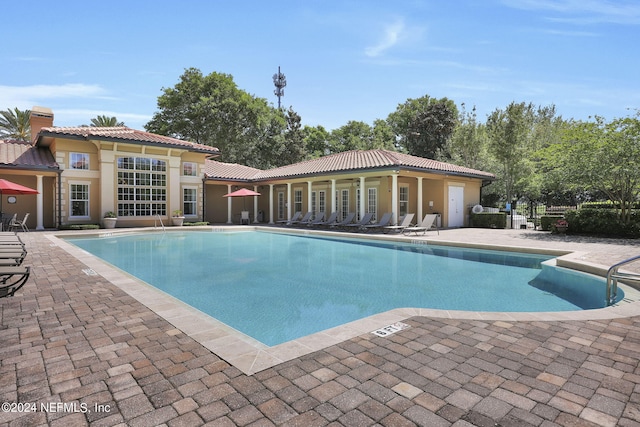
[306,212,326,227]
[311,211,337,227]
[343,212,375,232]
[403,214,439,236]
[383,213,415,234]
[329,212,356,230]
[362,212,393,232]
[9,213,29,232]
[0,266,31,298]
[289,211,313,226]
[277,211,302,226]
[297,212,317,226]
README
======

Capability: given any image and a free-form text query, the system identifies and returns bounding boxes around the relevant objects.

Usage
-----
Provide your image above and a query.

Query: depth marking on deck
[82,268,98,276]
[372,322,410,337]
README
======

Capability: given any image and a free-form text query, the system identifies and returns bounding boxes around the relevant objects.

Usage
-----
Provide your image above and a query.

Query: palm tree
[89,115,125,127]
[0,108,31,141]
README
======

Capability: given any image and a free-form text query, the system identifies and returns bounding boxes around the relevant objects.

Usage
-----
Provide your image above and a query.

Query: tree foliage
[0,107,31,141]
[145,68,305,168]
[541,114,640,222]
[387,95,458,158]
[88,115,125,127]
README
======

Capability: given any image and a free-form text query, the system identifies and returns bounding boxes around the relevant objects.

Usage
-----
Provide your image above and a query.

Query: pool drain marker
[372,322,410,337]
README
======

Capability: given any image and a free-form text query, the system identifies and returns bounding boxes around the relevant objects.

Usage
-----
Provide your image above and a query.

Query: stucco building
[0,107,494,230]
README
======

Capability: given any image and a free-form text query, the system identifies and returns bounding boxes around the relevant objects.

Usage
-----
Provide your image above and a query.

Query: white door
[448,186,464,228]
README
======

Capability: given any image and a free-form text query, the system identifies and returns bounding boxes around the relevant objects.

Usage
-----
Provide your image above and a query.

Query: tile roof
[0,140,58,169]
[205,149,495,181]
[37,127,220,155]
[204,161,262,181]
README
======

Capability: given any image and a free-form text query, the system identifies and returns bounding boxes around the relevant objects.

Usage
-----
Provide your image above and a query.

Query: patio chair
[343,212,375,232]
[288,211,313,226]
[403,213,439,236]
[9,213,29,232]
[240,211,250,225]
[0,265,31,298]
[307,212,324,227]
[298,212,317,227]
[312,211,338,227]
[362,212,393,232]
[329,212,356,230]
[277,211,302,226]
[383,213,415,234]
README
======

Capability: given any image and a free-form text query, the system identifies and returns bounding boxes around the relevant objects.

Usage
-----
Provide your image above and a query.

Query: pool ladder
[154,214,165,232]
[606,254,640,306]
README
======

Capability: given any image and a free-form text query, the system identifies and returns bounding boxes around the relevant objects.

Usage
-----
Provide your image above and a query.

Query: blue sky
[2,0,639,131]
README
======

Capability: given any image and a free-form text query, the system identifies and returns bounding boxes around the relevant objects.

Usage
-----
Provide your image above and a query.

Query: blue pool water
[67,231,620,346]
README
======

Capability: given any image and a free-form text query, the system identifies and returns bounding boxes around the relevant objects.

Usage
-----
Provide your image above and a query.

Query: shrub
[470,212,506,229]
[184,221,209,226]
[58,224,101,230]
[540,216,564,231]
[565,208,640,238]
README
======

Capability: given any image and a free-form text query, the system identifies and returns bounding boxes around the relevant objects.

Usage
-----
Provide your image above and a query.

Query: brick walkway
[1,230,640,426]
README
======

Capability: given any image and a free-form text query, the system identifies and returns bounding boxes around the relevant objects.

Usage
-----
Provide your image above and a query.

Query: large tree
[145,67,296,167]
[543,114,640,222]
[0,108,31,141]
[387,95,458,158]
[486,102,536,207]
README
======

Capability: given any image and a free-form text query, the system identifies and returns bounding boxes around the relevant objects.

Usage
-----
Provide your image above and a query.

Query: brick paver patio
[1,229,639,426]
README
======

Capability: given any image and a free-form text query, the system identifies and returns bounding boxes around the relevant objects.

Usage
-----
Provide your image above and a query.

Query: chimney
[30,106,54,143]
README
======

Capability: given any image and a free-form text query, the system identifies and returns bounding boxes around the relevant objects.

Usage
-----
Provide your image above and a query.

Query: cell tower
[272,66,287,109]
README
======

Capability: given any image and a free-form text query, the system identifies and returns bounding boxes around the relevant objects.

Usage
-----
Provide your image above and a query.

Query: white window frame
[399,186,409,217]
[117,156,167,217]
[311,191,317,215]
[182,162,197,176]
[341,189,349,220]
[183,187,198,217]
[368,188,377,221]
[70,152,89,170]
[69,181,90,218]
[278,192,285,220]
[294,189,303,214]
[318,190,326,215]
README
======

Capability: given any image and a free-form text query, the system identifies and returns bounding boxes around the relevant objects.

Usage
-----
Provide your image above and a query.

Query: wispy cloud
[364,18,408,57]
[502,0,640,25]
[0,83,110,108]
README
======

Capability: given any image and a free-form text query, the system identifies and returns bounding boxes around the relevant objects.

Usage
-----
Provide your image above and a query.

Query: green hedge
[540,215,564,231]
[470,212,506,229]
[565,209,640,238]
[581,201,640,210]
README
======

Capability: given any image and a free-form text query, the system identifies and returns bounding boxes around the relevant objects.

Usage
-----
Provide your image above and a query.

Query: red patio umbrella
[223,188,261,210]
[0,179,39,213]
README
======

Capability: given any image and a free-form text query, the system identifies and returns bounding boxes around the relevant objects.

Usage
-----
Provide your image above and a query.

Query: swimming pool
[67,230,621,346]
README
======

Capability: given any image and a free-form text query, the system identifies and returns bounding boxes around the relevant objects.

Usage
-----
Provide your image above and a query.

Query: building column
[391,174,398,225]
[253,185,259,223]
[226,184,233,224]
[286,182,292,219]
[36,175,44,230]
[307,181,313,215]
[417,177,423,224]
[359,176,366,220]
[330,179,336,213]
[269,184,274,224]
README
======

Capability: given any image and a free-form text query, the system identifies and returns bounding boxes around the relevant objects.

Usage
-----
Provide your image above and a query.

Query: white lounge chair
[402,213,439,236]
[383,213,415,234]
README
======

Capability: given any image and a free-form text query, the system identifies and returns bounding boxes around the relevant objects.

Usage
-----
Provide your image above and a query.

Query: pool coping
[48,226,640,375]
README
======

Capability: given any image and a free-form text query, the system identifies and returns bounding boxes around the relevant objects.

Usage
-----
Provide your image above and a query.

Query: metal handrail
[154,214,165,232]
[606,254,640,306]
